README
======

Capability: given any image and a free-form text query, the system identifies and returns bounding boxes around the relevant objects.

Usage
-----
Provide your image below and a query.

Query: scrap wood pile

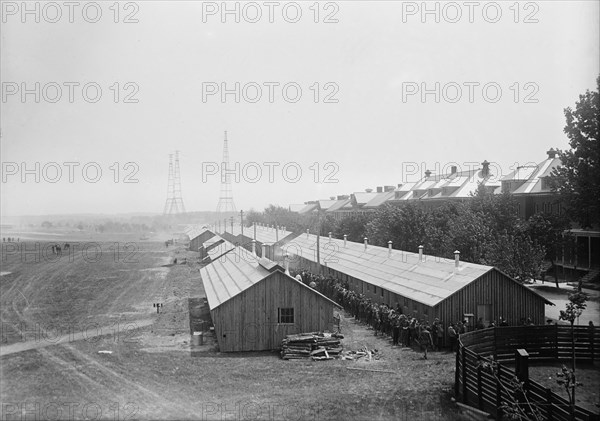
[281,332,344,360]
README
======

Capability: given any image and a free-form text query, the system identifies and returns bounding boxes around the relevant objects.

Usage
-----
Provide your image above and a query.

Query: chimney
[418,245,424,262]
[364,237,368,250]
[261,244,267,259]
[276,226,279,242]
[306,229,310,238]
[377,186,383,193]
[330,196,335,200]
[388,241,392,257]
[365,188,373,193]
[451,165,457,175]
[425,170,432,178]
[547,148,557,159]
[284,253,290,275]
[384,185,395,192]
[251,239,257,255]
[482,160,490,177]
[454,250,461,268]
[343,234,347,247]
[328,232,332,240]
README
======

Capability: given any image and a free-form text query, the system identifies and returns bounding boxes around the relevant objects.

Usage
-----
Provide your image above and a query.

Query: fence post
[555,323,559,359]
[496,363,503,420]
[462,347,467,404]
[477,364,483,410]
[516,349,530,389]
[493,326,497,360]
[545,387,553,421]
[590,323,595,363]
[455,345,460,397]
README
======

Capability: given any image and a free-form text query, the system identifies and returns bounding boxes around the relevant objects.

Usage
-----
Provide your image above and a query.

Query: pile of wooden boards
[280,332,343,360]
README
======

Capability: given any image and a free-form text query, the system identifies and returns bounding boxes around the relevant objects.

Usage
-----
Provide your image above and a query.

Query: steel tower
[163,151,186,215]
[216,131,237,213]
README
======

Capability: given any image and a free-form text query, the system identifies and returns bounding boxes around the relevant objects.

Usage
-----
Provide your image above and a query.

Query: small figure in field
[419,324,433,359]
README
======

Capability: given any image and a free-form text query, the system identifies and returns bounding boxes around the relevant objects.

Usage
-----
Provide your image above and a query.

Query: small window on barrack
[278,308,294,324]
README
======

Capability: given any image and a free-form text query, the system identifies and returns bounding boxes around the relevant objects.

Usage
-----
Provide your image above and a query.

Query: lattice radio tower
[163,151,186,215]
[216,131,236,213]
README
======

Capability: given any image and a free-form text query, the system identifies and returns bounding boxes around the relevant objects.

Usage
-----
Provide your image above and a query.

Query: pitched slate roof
[318,200,337,211]
[326,198,352,212]
[511,158,561,194]
[363,191,396,208]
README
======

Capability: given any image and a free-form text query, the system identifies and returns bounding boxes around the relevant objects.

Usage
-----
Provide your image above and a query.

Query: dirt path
[0,318,154,357]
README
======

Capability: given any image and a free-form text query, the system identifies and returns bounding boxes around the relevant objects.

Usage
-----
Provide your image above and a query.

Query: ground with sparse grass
[1,235,461,420]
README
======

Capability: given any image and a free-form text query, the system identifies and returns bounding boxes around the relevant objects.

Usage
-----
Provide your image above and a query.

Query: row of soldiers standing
[294,269,451,356]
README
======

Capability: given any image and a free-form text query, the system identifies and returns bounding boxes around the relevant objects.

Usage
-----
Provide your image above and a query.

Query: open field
[1,237,461,420]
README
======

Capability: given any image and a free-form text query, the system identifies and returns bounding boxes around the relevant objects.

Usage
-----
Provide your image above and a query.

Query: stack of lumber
[281,332,343,360]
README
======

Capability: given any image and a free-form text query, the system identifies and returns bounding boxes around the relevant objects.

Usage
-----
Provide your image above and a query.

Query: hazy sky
[1,0,598,216]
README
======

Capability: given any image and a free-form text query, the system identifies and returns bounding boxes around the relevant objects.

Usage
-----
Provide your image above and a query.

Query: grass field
[1,236,463,420]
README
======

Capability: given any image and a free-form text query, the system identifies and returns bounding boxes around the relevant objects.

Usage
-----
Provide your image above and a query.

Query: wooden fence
[455,325,600,420]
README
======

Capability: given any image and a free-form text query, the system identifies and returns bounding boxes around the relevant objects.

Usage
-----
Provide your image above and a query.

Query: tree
[482,229,545,282]
[550,75,600,229]
[559,291,588,371]
[366,203,431,251]
[335,213,371,242]
[526,212,571,288]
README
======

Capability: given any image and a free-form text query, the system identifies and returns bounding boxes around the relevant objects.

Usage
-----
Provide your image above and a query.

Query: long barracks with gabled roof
[277,232,552,345]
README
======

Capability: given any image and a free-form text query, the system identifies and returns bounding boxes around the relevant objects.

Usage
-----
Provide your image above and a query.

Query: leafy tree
[482,230,545,282]
[335,213,371,242]
[550,76,600,229]
[446,204,494,263]
[526,212,571,288]
[41,221,53,228]
[366,203,431,251]
[559,291,589,371]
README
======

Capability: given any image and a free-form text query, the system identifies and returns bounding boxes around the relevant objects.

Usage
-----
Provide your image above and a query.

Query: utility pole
[240,210,244,238]
[316,211,321,273]
[230,216,234,233]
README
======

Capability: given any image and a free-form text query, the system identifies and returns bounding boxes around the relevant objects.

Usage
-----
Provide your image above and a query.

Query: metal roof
[184,225,211,240]
[200,247,273,310]
[279,233,549,307]
[199,247,341,310]
[202,235,236,261]
[222,224,295,245]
